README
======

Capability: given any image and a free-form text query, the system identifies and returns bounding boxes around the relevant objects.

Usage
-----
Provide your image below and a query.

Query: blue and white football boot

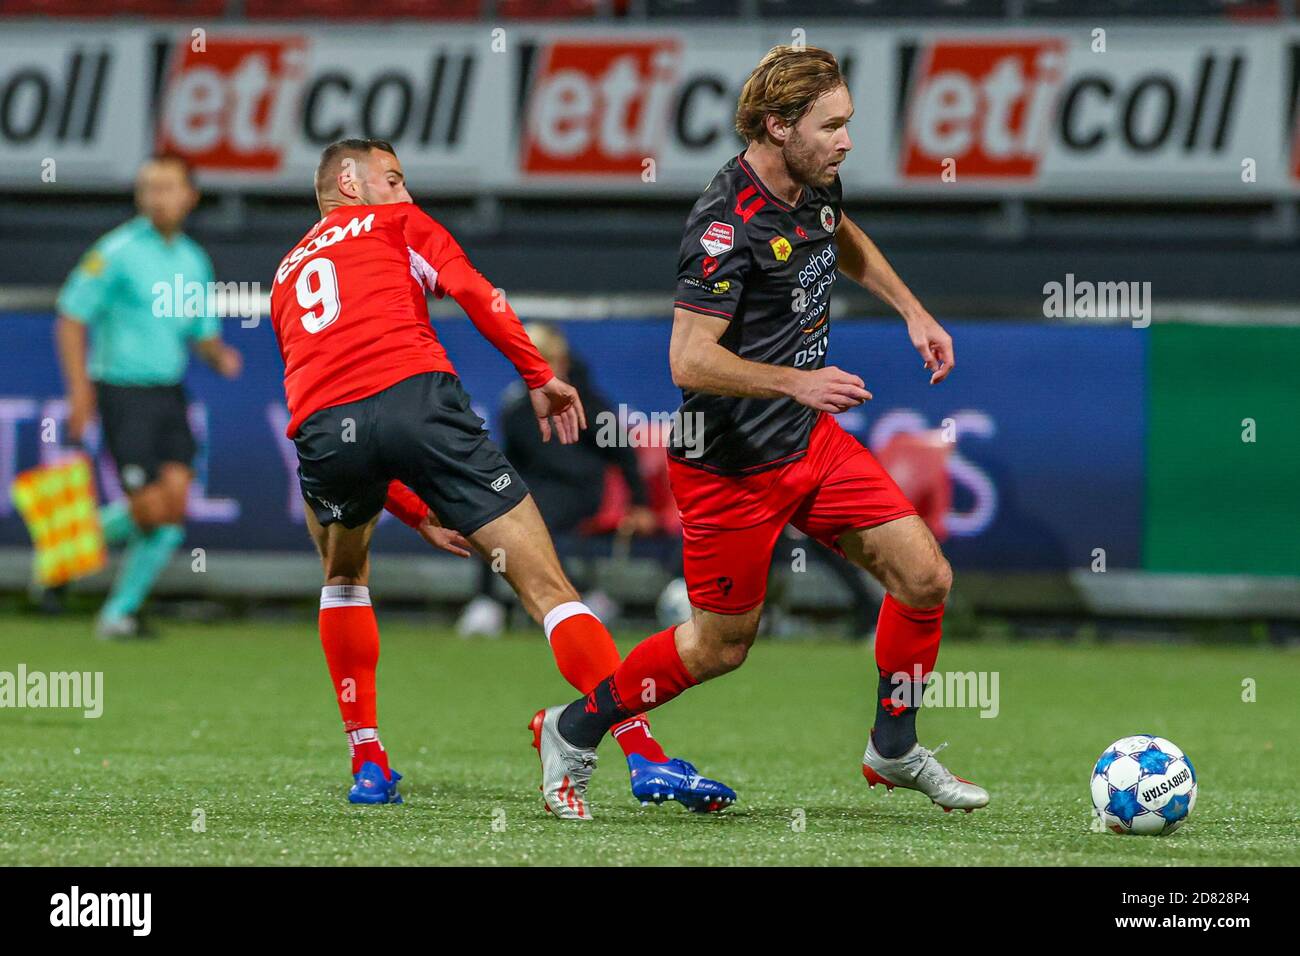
[348,761,403,805]
[627,754,736,813]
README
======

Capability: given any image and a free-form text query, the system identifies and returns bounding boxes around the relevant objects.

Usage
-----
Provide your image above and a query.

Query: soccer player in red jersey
[535,47,988,817]
[269,138,733,812]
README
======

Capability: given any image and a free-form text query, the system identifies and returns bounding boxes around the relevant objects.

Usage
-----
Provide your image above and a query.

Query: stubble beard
[783,131,837,189]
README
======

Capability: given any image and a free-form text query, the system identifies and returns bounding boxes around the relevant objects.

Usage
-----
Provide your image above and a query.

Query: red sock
[319,585,389,777]
[611,625,698,716]
[346,728,387,775]
[610,716,665,760]
[874,593,944,678]
[544,602,669,762]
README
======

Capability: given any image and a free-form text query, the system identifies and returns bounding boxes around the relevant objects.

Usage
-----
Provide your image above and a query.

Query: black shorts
[94,381,197,492]
[294,371,529,534]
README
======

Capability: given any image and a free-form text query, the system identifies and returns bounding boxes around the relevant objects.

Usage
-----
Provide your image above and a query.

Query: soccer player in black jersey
[532,45,987,819]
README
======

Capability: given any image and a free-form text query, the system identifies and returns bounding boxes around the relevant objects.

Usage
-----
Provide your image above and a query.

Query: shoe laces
[915,742,957,785]
[668,758,697,778]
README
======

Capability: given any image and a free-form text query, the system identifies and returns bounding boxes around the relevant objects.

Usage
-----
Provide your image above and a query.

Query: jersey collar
[133,215,184,247]
[737,153,803,212]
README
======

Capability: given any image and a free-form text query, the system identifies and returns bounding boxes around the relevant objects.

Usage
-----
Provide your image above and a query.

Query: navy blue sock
[557,675,631,749]
[873,670,922,758]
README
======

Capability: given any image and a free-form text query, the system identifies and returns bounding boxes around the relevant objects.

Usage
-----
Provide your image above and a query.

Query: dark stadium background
[0,0,1296,634]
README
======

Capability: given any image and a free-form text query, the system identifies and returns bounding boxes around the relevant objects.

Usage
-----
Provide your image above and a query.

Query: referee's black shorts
[293,371,529,534]
[94,381,197,492]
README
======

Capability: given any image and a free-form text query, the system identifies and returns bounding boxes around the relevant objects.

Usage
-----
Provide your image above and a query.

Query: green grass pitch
[0,611,1295,866]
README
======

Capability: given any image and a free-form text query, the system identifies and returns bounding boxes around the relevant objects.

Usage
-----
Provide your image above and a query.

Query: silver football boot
[530,706,597,821]
[862,732,989,812]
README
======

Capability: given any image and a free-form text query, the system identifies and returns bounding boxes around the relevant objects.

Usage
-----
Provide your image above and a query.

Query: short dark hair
[315,138,397,197]
[146,152,196,189]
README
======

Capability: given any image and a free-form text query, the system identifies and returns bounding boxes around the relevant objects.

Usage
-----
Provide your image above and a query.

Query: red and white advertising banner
[0,23,1289,198]
[0,26,151,187]
[887,29,1280,195]
[149,27,503,191]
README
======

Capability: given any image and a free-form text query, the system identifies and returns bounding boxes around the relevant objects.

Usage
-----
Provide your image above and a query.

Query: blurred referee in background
[54,154,242,639]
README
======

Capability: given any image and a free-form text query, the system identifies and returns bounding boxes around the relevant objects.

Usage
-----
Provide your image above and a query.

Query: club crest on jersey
[820,205,835,232]
[78,250,106,277]
[769,236,792,262]
[700,222,734,257]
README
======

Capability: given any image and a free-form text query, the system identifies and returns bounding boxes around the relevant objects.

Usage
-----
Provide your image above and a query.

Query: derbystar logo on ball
[700,221,734,256]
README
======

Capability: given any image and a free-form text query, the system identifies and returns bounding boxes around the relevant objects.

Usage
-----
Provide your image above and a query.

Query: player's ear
[765,112,789,146]
[337,157,360,200]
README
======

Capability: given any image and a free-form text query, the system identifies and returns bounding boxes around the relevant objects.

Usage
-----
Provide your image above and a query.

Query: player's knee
[714,640,751,674]
[679,616,754,680]
[697,629,755,677]
[322,552,367,584]
[323,568,366,587]
[901,557,952,608]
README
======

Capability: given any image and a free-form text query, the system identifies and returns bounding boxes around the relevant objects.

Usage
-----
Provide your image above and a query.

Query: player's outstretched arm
[834,212,954,384]
[433,255,584,444]
[670,307,871,413]
[436,257,553,386]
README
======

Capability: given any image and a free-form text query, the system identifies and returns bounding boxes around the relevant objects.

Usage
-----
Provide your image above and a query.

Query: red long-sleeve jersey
[269,202,552,437]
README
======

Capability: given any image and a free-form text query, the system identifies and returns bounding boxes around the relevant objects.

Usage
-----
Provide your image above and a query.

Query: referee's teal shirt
[57,216,220,386]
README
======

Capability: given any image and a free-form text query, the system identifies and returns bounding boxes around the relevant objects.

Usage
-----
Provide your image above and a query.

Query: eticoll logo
[0,665,102,718]
[50,886,151,936]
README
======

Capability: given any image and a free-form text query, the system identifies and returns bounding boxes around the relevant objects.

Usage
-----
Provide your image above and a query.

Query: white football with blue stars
[1090,735,1197,836]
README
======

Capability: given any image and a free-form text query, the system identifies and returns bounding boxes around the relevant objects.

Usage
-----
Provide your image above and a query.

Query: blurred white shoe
[95,614,140,641]
[455,596,505,638]
[654,578,691,629]
[581,589,621,625]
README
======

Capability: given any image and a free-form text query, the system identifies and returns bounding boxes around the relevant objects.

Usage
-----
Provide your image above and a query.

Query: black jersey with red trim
[670,153,842,475]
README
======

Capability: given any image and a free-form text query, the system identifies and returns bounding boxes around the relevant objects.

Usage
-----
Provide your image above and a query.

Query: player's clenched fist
[790,365,872,413]
[530,376,588,444]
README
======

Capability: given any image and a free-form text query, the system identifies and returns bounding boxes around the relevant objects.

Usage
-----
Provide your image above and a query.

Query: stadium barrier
[2,301,1296,620]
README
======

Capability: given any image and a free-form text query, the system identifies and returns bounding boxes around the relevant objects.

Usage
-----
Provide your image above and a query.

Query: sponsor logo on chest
[276,213,375,284]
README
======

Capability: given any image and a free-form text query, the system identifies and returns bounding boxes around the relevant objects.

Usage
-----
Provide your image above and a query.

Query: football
[1091,735,1198,836]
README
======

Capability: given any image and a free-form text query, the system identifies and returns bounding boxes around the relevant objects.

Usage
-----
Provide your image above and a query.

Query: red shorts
[668,412,917,614]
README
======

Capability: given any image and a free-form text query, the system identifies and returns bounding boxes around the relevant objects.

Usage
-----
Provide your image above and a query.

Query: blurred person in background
[456,322,660,636]
[55,154,242,639]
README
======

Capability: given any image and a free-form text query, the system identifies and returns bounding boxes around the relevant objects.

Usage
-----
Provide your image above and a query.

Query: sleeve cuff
[673,300,734,319]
